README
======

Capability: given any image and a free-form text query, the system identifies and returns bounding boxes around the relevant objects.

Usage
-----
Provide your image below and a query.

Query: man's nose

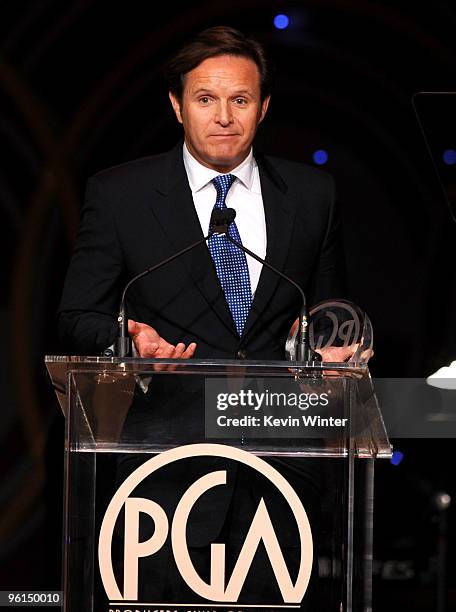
[215,100,233,126]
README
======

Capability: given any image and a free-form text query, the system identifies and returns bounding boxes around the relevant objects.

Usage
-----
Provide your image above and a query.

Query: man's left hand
[316,344,374,363]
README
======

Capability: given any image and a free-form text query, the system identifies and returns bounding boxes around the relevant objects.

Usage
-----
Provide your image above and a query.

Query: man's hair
[165,26,272,102]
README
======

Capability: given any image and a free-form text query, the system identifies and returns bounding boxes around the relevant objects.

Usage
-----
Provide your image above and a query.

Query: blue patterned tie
[208,174,252,336]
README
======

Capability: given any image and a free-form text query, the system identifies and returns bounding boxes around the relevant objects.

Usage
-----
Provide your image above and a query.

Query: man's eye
[234,98,248,105]
[199,96,211,104]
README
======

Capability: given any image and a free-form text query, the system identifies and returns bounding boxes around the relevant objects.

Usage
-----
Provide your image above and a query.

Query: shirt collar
[183,142,255,193]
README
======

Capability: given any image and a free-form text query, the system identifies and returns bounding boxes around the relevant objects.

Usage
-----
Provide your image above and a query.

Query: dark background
[1,1,456,609]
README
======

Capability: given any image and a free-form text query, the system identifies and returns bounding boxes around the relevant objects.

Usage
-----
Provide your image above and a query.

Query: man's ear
[258,95,271,123]
[169,92,183,124]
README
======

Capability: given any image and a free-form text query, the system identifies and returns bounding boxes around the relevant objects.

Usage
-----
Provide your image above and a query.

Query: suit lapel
[241,152,296,341]
[150,144,238,337]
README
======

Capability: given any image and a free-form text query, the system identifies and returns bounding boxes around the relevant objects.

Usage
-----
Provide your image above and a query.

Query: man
[58,26,344,360]
[58,26,345,607]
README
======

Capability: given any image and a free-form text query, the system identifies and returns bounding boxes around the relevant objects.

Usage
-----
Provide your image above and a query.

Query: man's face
[169,55,270,172]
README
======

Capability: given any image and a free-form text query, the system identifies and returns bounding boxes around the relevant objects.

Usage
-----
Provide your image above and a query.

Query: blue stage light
[390,450,404,466]
[274,14,290,30]
[313,149,329,165]
[443,149,456,165]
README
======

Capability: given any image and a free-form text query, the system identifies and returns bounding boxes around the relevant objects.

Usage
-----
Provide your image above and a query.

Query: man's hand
[316,344,374,363]
[316,346,357,362]
[128,320,197,359]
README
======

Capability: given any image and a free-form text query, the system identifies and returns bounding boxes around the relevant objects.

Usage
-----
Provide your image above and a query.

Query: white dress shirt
[183,143,267,295]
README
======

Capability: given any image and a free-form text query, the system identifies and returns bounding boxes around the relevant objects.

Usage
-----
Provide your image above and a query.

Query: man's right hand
[128,320,197,359]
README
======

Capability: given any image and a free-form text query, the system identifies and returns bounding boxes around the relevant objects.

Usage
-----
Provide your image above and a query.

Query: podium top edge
[44,355,368,373]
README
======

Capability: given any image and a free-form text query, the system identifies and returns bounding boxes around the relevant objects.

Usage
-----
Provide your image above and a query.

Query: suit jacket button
[236,349,247,359]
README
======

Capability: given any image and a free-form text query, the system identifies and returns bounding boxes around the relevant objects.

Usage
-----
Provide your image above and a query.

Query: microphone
[219,208,320,363]
[116,208,234,357]
[211,208,236,234]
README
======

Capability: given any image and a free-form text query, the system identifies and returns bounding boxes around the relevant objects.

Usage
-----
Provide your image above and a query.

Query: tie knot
[212,174,236,204]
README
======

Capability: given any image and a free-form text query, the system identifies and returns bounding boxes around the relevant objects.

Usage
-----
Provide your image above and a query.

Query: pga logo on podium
[99,444,313,605]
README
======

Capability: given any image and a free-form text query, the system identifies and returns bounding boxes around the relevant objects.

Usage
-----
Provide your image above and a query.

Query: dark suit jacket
[58,142,344,357]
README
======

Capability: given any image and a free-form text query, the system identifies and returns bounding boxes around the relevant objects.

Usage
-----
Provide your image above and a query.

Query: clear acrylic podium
[46,356,391,612]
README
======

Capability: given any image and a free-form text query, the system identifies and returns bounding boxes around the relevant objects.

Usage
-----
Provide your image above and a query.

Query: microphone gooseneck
[117,235,210,357]
[116,208,235,357]
[220,208,319,363]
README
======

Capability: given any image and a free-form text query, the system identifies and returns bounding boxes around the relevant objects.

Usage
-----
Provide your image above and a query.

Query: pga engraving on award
[286,299,373,363]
